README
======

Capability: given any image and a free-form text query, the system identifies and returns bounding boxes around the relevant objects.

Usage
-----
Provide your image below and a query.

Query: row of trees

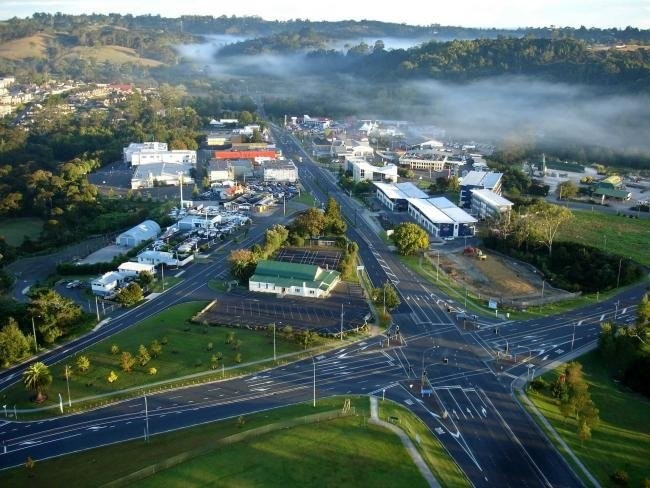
[598,294,650,397]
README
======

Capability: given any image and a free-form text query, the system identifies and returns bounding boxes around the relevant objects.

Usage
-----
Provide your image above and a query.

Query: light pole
[31,315,39,352]
[312,359,316,407]
[272,322,276,362]
[65,364,72,407]
[571,322,577,351]
[144,394,150,442]
[616,258,622,289]
[436,251,440,282]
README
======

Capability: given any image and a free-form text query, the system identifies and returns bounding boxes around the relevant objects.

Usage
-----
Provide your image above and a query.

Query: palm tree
[23,362,52,403]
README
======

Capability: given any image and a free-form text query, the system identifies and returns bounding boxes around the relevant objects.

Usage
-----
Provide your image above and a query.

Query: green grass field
[379,400,470,487]
[68,45,163,66]
[139,414,427,487]
[526,351,650,487]
[556,210,650,266]
[0,397,370,487]
[0,217,44,246]
[3,302,321,412]
[0,34,49,59]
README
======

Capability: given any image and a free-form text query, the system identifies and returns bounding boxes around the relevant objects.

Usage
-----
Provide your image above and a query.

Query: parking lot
[198,282,370,336]
[275,246,342,270]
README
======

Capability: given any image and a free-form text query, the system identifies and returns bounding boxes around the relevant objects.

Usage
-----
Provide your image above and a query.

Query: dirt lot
[428,249,571,304]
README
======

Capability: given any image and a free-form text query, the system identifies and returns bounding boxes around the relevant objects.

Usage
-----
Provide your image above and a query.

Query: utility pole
[161,265,165,291]
[31,316,38,352]
[571,322,576,351]
[616,258,622,289]
[312,359,316,407]
[65,365,72,407]
[95,296,100,322]
[340,303,344,341]
[436,251,440,282]
[273,322,276,362]
[144,395,150,442]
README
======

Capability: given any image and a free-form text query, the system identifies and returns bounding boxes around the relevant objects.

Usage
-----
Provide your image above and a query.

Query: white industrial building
[407,197,477,239]
[91,272,122,296]
[137,250,194,267]
[130,162,194,189]
[177,214,222,231]
[123,142,168,163]
[374,182,428,212]
[346,158,398,183]
[263,161,298,182]
[117,262,156,277]
[130,149,196,166]
[207,160,232,182]
[470,189,513,220]
[116,220,161,248]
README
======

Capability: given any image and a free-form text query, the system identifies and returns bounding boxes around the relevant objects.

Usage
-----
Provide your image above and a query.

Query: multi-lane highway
[0,125,645,487]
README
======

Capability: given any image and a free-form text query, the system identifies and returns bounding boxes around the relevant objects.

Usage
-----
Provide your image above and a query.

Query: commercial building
[459,171,503,209]
[130,149,196,167]
[207,160,232,182]
[407,197,477,239]
[346,158,398,183]
[374,182,429,211]
[137,250,194,267]
[91,272,122,296]
[263,161,298,182]
[123,142,168,163]
[130,162,194,189]
[117,262,156,277]
[116,220,161,248]
[591,175,631,201]
[470,189,513,220]
[249,260,340,298]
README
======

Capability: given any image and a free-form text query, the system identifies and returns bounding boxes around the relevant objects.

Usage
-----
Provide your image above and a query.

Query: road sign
[488,299,498,309]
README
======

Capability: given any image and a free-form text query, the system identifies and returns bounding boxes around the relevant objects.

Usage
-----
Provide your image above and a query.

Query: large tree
[522,200,573,256]
[23,362,52,403]
[28,289,83,344]
[229,249,258,282]
[391,222,429,256]
[0,318,30,367]
[293,208,326,238]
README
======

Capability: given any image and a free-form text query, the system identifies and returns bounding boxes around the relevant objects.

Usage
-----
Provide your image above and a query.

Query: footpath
[369,396,440,488]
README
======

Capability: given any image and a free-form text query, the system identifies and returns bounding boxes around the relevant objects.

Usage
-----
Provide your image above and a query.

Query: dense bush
[483,237,643,292]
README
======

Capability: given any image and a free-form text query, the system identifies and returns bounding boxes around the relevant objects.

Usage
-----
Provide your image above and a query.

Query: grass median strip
[2,302,333,414]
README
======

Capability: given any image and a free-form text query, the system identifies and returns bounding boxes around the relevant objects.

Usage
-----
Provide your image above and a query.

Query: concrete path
[369,396,440,488]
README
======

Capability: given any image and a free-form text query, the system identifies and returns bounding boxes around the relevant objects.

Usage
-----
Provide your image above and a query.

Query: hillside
[0,33,50,59]
[66,45,163,67]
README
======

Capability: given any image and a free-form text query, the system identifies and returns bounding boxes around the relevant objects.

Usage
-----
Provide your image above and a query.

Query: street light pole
[65,365,72,407]
[312,359,316,407]
[144,395,150,442]
[571,322,577,351]
[31,316,38,352]
[436,251,440,282]
[273,322,276,362]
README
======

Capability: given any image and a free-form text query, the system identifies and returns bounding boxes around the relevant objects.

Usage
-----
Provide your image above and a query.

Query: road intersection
[0,126,645,487]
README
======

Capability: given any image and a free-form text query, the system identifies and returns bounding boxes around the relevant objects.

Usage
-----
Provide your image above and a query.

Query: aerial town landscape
[0,2,648,487]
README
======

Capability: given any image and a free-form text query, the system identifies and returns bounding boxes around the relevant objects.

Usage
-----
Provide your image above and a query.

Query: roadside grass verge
[379,399,470,487]
[0,397,376,487]
[148,276,182,293]
[400,255,647,321]
[1,302,333,414]
[0,217,44,246]
[556,210,650,266]
[138,405,427,487]
[524,351,650,487]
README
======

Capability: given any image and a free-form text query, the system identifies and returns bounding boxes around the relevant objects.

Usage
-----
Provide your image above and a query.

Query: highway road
[0,125,646,487]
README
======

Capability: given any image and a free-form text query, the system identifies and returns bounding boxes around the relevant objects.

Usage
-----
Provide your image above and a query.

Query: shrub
[206,342,213,351]
[107,371,118,383]
[610,470,629,486]
[234,352,242,363]
[148,367,157,375]
[110,344,120,355]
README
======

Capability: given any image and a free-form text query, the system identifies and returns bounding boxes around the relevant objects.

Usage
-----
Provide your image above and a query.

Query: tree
[107,370,118,383]
[76,355,90,373]
[0,318,30,367]
[524,200,573,256]
[150,339,162,358]
[28,289,82,344]
[374,282,401,312]
[120,351,136,372]
[556,180,578,200]
[228,249,257,282]
[115,282,143,307]
[391,222,429,256]
[238,110,254,125]
[110,344,120,355]
[137,270,154,287]
[23,362,52,403]
[137,344,151,366]
[234,352,242,363]
[293,208,325,237]
[148,367,157,375]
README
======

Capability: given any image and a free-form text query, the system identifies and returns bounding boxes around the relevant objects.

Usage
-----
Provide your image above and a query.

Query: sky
[1,0,649,29]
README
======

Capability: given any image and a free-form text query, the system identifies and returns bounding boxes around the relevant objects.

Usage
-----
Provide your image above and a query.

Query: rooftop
[461,171,502,189]
[250,260,340,291]
[374,181,428,200]
[470,188,514,207]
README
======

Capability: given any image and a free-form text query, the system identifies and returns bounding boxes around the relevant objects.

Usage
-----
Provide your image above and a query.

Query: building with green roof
[249,260,341,298]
